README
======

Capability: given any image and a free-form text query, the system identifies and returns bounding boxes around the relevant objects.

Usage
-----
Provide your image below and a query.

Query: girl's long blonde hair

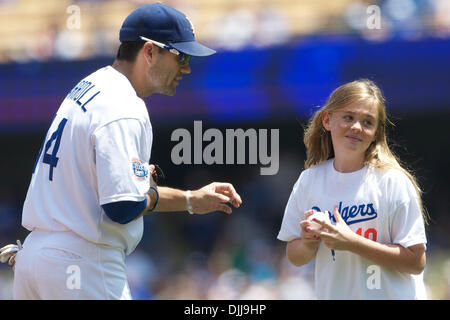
[303,79,428,224]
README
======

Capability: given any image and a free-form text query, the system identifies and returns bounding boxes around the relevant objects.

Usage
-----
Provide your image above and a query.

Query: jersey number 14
[33,117,68,181]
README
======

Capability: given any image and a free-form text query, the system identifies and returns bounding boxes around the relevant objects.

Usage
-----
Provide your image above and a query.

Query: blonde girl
[277,79,428,299]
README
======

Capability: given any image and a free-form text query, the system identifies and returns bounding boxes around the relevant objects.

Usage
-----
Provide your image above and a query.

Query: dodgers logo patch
[132,158,148,181]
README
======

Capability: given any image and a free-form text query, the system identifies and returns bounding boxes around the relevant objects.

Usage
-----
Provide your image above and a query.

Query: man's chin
[158,88,176,96]
[164,85,177,96]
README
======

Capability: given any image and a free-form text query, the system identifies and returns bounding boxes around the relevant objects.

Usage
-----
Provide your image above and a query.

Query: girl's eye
[363,120,373,126]
[343,115,352,121]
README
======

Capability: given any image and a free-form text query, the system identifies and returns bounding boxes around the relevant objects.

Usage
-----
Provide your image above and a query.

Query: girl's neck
[333,154,365,173]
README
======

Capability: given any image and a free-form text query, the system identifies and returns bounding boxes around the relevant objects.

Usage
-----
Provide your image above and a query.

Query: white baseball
[307,211,331,231]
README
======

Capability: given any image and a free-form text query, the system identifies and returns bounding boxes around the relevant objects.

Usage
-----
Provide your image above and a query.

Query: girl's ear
[322,111,331,131]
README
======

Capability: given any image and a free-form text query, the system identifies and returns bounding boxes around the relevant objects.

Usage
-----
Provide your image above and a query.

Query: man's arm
[136,165,242,218]
[147,183,242,214]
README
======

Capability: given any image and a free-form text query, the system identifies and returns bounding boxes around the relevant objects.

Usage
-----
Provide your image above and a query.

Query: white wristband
[186,190,194,214]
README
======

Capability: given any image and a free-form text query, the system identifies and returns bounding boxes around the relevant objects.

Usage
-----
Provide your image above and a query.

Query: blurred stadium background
[1,0,450,299]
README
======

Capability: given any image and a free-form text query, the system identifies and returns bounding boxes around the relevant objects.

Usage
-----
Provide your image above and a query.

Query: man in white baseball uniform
[2,3,242,300]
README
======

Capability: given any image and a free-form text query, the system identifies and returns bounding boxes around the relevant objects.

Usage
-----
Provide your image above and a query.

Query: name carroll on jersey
[65,80,101,112]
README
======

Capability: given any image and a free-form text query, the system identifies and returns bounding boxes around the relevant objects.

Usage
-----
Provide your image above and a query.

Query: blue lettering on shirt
[66,80,100,112]
[312,201,377,225]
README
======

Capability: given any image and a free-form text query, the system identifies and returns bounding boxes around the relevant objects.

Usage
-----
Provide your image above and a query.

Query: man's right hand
[0,240,22,271]
[188,182,242,215]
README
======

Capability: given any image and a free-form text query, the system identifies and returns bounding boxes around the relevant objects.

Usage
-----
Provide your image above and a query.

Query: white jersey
[22,66,152,256]
[277,159,427,299]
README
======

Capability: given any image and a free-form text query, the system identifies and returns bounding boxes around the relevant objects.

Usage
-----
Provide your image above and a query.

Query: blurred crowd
[0,0,450,63]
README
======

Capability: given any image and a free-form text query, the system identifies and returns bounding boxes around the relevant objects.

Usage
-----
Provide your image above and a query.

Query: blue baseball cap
[119,3,216,57]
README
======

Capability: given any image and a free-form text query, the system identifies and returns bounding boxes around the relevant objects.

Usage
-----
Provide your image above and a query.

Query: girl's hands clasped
[309,206,359,251]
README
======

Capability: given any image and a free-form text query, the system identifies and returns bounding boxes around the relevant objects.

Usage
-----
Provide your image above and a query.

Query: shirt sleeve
[93,118,151,205]
[389,175,427,249]
[277,173,307,242]
[101,199,147,225]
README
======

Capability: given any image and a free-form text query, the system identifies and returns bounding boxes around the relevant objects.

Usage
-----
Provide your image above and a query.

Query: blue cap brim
[168,41,216,57]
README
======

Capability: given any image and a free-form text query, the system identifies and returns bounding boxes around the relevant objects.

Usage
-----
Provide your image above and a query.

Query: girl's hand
[300,209,322,247]
[309,206,359,251]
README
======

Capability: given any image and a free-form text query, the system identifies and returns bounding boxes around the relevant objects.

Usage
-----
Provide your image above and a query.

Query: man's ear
[142,42,155,65]
[322,111,331,131]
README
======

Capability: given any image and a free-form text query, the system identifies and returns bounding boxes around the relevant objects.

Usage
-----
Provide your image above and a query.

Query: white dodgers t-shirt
[22,66,152,255]
[277,159,427,299]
